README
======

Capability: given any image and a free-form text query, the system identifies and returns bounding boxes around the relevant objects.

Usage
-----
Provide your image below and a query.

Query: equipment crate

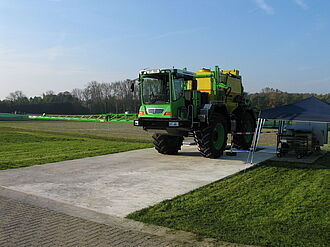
[276,130,313,159]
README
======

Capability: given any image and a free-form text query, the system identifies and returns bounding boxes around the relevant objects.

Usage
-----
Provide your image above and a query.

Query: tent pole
[250,118,264,164]
[246,119,259,164]
[246,113,263,166]
[255,119,265,151]
[276,120,285,154]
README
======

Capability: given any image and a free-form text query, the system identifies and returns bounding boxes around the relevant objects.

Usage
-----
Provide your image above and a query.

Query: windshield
[142,75,170,104]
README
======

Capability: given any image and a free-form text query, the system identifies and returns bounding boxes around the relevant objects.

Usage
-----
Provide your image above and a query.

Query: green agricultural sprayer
[133,66,256,158]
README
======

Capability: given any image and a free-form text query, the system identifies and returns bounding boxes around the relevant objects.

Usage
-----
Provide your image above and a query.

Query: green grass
[127,154,330,247]
[0,121,153,142]
[0,127,152,170]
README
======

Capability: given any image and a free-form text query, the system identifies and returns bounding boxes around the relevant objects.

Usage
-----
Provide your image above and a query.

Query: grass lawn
[127,153,330,247]
[0,127,152,170]
[0,121,152,142]
[0,121,289,147]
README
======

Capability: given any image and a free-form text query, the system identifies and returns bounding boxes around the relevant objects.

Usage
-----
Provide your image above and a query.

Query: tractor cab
[137,69,196,121]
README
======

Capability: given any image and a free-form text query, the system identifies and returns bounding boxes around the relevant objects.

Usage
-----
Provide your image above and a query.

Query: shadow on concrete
[177,151,201,157]
[178,146,268,161]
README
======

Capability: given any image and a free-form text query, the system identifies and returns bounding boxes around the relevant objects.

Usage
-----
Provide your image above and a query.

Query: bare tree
[71,88,84,102]
[6,90,26,101]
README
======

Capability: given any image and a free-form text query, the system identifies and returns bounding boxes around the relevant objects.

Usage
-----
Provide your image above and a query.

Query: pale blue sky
[0,0,329,99]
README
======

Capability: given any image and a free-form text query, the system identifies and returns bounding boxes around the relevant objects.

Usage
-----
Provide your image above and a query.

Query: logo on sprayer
[147,108,165,114]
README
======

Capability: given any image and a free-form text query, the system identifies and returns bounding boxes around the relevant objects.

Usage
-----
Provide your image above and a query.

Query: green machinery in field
[28,113,137,122]
[133,66,256,158]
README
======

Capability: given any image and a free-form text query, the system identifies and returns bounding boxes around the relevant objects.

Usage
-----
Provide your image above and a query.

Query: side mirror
[130,82,135,92]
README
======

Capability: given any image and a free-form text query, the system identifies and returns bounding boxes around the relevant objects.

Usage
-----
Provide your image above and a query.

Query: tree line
[247,87,330,110]
[1,84,329,115]
[0,80,139,115]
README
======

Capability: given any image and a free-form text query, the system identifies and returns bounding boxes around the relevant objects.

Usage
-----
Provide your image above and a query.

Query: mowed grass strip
[0,121,153,142]
[127,153,330,247]
[0,127,152,170]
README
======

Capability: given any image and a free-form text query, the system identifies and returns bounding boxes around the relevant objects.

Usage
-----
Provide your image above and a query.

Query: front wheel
[194,113,228,159]
[152,134,183,155]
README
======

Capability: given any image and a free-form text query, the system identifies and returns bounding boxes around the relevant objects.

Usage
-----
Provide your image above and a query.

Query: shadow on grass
[261,152,330,170]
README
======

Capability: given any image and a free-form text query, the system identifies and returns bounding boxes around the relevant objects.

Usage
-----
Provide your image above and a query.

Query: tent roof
[260,96,330,122]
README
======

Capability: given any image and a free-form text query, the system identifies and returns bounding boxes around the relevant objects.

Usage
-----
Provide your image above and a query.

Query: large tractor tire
[152,134,184,155]
[194,112,228,159]
[233,110,256,150]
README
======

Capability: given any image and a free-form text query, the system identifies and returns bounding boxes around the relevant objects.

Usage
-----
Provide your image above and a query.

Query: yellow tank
[190,67,244,113]
[195,68,214,94]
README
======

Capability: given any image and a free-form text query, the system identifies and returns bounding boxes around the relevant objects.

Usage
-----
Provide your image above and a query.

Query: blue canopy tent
[260,96,330,122]
[247,97,330,163]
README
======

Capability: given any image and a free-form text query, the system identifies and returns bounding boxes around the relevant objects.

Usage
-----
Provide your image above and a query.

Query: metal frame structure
[246,116,265,164]
[28,113,138,123]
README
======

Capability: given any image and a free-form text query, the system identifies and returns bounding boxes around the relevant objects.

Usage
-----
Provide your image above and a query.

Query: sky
[0,0,329,99]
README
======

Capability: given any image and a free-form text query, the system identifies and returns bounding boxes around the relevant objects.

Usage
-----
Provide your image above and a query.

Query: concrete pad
[0,146,274,217]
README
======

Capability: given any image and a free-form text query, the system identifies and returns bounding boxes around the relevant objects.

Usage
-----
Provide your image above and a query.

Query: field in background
[0,120,279,145]
[0,120,280,171]
[0,126,152,170]
[0,121,153,142]
[1,120,328,148]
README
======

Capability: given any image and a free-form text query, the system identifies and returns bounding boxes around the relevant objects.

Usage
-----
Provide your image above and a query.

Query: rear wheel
[194,113,228,159]
[152,134,183,155]
[233,110,256,150]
